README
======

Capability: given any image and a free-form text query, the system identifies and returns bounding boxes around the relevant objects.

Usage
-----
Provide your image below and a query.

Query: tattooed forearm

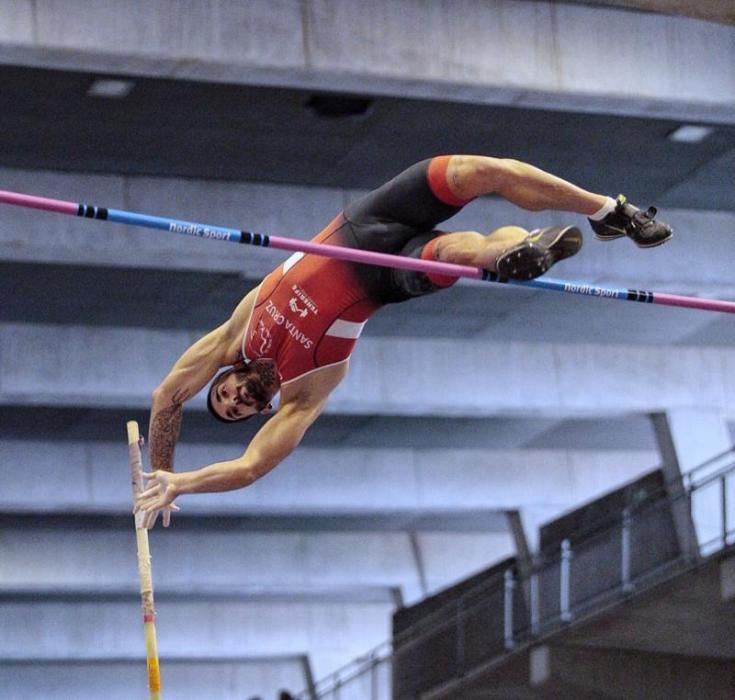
[149,403,183,471]
[149,389,190,472]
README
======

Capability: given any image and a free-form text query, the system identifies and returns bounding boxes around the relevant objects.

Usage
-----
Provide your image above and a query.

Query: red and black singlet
[242,156,474,384]
[242,214,380,384]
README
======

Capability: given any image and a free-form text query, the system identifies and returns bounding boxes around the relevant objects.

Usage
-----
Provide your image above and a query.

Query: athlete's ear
[259,403,274,415]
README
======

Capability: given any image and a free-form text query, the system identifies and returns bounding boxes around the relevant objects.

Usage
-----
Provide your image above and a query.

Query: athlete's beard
[246,358,280,406]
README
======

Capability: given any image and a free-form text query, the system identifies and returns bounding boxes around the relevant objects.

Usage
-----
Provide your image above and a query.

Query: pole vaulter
[1,188,733,314]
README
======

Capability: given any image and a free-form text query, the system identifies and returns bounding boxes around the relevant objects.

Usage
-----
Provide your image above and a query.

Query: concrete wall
[0,0,732,122]
[4,323,735,416]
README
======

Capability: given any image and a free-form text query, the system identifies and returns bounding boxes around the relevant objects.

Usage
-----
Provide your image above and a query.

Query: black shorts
[340,158,471,304]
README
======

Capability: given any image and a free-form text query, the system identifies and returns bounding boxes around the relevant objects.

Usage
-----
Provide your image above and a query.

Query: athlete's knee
[427,156,475,207]
[488,225,529,243]
[432,231,486,266]
[446,156,527,199]
[433,227,530,270]
[419,236,461,287]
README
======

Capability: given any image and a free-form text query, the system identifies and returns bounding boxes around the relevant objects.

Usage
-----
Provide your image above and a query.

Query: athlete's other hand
[134,470,181,529]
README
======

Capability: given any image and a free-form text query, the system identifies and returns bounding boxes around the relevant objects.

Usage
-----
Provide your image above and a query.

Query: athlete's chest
[243,254,377,381]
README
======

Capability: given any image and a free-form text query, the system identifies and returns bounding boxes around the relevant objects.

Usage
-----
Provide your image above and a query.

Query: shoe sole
[634,232,673,249]
[496,225,582,281]
[594,230,673,247]
[593,231,626,242]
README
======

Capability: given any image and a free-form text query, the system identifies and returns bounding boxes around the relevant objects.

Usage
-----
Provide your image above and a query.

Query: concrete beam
[0,658,308,700]
[650,412,701,561]
[665,408,733,475]
[530,643,735,697]
[0,438,657,515]
[2,166,735,300]
[0,167,341,278]
[3,322,735,417]
[0,525,515,604]
[572,0,735,25]
[0,0,732,122]
[653,410,734,557]
[0,598,392,681]
[564,554,735,658]
[721,555,735,602]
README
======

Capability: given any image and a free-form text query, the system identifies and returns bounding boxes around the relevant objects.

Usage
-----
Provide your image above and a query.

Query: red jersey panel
[242,214,379,384]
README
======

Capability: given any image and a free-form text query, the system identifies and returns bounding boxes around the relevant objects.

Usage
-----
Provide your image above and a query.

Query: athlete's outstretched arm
[135,362,346,515]
[140,322,237,528]
[148,288,256,480]
[148,323,232,473]
[141,399,323,505]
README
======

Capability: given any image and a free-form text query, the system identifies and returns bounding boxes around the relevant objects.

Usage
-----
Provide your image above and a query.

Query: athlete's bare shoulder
[279,360,349,410]
[220,285,261,360]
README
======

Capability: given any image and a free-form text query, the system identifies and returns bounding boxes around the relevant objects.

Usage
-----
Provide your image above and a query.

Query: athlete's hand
[134,470,181,529]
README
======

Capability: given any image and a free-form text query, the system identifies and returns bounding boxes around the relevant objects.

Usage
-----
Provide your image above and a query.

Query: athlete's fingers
[143,509,159,529]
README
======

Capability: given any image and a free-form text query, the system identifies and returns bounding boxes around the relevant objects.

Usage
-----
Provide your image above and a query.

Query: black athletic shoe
[495,225,582,281]
[589,195,673,248]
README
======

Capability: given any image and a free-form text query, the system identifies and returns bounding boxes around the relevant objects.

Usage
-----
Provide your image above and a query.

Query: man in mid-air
[134,154,671,527]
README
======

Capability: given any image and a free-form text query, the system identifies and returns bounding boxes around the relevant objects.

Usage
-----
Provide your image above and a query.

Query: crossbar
[2,188,734,314]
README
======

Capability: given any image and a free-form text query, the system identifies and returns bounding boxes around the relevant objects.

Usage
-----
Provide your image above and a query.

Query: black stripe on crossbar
[483,270,508,283]
[240,231,270,246]
[76,204,109,220]
[627,289,654,303]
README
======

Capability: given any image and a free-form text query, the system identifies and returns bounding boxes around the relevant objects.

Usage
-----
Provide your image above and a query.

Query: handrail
[685,446,735,479]
[295,448,735,699]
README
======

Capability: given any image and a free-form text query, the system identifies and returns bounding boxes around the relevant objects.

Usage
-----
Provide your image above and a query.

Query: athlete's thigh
[344,159,464,253]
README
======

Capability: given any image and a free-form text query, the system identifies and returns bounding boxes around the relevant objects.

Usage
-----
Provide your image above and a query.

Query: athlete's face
[210,369,262,421]
[208,359,280,423]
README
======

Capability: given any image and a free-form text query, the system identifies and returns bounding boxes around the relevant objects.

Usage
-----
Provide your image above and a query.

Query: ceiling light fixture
[305,93,373,119]
[667,124,714,143]
[87,78,136,99]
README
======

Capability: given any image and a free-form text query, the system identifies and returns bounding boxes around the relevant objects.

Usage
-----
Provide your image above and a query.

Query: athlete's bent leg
[432,227,528,270]
[445,155,607,214]
[431,224,582,281]
[444,155,671,247]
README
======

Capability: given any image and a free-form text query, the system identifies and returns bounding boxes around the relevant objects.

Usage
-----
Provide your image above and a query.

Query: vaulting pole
[2,188,734,314]
[127,421,162,700]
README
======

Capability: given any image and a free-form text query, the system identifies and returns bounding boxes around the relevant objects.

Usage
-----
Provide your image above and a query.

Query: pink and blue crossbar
[1,188,734,315]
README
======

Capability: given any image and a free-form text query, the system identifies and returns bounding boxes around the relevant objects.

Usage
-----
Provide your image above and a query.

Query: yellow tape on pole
[127,420,162,700]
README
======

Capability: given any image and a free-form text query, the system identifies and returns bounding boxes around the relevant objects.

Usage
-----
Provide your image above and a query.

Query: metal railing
[295,448,735,700]
[297,644,393,700]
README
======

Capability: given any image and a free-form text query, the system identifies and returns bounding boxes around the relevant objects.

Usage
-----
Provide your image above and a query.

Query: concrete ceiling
[0,405,659,451]
[1,65,733,210]
[567,0,735,25]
